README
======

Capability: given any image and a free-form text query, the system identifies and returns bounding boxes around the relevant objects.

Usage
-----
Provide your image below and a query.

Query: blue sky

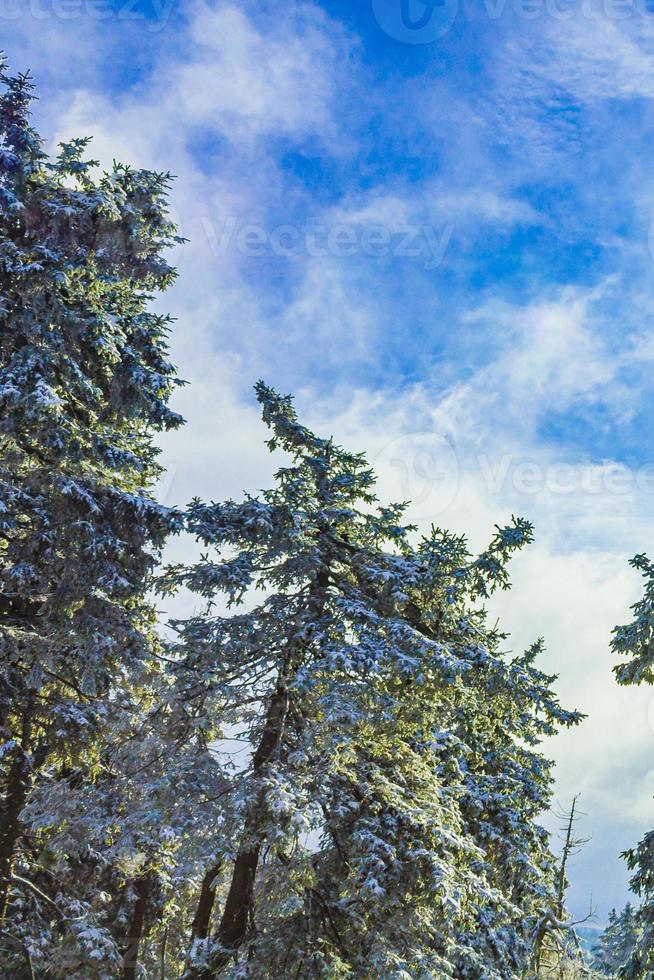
[11,0,654,925]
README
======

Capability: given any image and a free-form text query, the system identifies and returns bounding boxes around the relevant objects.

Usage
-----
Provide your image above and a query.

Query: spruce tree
[0,61,183,974]
[164,383,581,979]
[612,554,654,978]
[593,903,642,977]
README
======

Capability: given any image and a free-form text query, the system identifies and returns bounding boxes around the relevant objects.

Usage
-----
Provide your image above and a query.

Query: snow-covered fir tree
[163,382,582,979]
[593,903,642,977]
[0,61,184,974]
[612,553,654,978]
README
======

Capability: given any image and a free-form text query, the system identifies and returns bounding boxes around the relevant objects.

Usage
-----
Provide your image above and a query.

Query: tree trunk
[184,862,222,979]
[556,795,578,920]
[122,875,152,980]
[0,705,34,919]
[191,862,222,943]
[213,685,288,964]
[205,568,329,976]
[160,925,168,980]
[214,845,261,951]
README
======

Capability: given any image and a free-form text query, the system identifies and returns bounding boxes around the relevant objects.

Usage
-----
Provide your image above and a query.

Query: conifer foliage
[612,554,654,978]
[164,383,582,979]
[0,61,183,974]
[593,903,642,977]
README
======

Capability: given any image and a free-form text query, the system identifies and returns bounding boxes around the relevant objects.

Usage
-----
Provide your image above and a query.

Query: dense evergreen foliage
[592,903,642,977]
[156,382,584,979]
[612,555,654,979]
[0,61,648,979]
[0,62,183,974]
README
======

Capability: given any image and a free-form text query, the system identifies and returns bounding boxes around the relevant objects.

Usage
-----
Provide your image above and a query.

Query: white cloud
[538,15,654,102]
[486,10,654,167]
[174,3,350,144]
[330,186,541,228]
[425,286,620,449]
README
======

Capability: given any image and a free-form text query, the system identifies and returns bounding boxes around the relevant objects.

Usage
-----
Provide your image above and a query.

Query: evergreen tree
[163,382,581,979]
[612,554,654,978]
[593,903,642,977]
[0,60,183,974]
